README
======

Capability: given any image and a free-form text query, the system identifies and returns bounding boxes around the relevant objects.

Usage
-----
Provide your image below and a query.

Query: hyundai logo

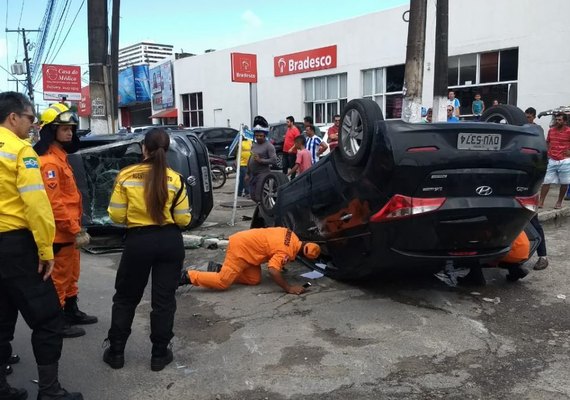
[475,186,493,196]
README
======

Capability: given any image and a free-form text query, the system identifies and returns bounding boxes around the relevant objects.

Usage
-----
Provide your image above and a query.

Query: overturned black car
[69,130,214,233]
[252,100,547,279]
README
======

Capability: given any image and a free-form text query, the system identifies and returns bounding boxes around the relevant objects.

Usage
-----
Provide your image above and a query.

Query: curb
[538,206,570,223]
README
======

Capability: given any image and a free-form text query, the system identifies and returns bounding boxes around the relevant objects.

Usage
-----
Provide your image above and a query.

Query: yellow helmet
[40,103,78,127]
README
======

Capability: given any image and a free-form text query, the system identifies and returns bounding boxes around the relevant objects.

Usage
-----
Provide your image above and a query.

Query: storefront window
[459,53,477,85]
[480,51,499,83]
[447,48,519,116]
[361,64,404,119]
[500,48,518,82]
[448,56,459,87]
[182,92,203,127]
[303,73,347,124]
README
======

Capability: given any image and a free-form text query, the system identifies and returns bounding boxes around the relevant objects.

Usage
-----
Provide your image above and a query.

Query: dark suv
[190,127,239,157]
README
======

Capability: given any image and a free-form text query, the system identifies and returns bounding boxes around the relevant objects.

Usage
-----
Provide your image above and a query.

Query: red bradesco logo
[274,45,337,77]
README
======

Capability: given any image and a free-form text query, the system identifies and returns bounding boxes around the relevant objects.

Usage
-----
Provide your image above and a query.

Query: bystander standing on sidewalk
[539,113,570,209]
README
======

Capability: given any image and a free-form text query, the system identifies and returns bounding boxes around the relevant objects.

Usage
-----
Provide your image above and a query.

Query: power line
[48,0,85,65]
[46,0,72,63]
[40,0,68,71]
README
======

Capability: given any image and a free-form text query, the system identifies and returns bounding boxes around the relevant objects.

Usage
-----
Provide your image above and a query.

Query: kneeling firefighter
[34,103,97,339]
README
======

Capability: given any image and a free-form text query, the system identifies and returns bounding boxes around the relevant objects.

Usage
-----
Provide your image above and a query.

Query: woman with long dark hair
[103,128,191,372]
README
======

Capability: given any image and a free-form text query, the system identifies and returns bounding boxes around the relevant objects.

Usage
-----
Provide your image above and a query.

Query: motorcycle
[209,154,228,189]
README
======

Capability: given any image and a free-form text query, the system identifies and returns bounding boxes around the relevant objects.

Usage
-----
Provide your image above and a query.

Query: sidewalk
[185,178,569,247]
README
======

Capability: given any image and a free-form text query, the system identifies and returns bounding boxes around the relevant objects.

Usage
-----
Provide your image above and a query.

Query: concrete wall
[165,0,569,132]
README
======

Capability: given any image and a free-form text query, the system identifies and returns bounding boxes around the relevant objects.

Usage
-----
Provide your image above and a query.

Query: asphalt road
[8,188,570,400]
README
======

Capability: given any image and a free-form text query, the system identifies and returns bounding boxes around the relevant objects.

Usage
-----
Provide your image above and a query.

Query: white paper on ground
[315,263,327,270]
[300,270,324,279]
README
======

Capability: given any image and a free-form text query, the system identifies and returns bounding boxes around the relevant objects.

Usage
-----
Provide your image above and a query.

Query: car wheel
[256,172,288,217]
[481,105,527,126]
[211,166,226,189]
[339,99,384,166]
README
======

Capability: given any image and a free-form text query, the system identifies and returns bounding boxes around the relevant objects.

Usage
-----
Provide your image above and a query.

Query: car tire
[339,99,384,166]
[481,105,527,126]
[211,166,226,189]
[256,172,288,217]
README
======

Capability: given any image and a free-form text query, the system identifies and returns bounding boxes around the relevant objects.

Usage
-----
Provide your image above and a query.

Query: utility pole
[5,28,40,105]
[110,0,120,128]
[432,0,449,122]
[88,0,111,134]
[402,0,427,123]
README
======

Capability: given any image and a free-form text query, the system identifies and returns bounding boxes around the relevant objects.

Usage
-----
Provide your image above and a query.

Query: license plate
[457,133,501,151]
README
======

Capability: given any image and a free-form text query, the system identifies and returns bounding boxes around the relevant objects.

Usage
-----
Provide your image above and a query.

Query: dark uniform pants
[529,215,546,257]
[0,230,63,366]
[108,225,184,348]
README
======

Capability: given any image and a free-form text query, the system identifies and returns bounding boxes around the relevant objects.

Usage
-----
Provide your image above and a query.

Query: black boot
[207,262,222,272]
[0,363,26,400]
[150,344,173,372]
[37,363,82,400]
[102,339,125,369]
[7,356,19,366]
[506,264,529,282]
[457,266,486,286]
[60,323,85,339]
[63,297,97,325]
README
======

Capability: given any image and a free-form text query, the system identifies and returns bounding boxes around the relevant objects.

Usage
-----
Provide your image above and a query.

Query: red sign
[42,64,82,101]
[231,53,258,83]
[77,86,91,117]
[274,45,337,77]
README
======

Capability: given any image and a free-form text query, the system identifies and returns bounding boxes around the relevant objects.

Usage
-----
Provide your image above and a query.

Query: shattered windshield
[77,140,143,226]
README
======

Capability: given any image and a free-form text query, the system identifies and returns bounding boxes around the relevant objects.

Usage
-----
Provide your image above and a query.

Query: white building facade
[155,0,569,132]
[119,42,174,71]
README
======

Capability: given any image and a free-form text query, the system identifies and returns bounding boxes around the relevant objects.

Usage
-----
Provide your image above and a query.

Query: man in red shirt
[282,116,300,177]
[539,113,570,209]
[327,114,340,151]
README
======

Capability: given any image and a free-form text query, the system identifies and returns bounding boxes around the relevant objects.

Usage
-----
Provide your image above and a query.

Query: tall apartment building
[118,42,174,70]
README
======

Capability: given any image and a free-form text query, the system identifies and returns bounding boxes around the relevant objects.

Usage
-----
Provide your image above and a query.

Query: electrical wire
[15,0,25,59]
[46,0,72,63]
[47,0,85,65]
[30,0,59,83]
[40,0,68,71]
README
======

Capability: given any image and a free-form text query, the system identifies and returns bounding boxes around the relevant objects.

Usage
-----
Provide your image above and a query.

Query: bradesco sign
[274,45,337,77]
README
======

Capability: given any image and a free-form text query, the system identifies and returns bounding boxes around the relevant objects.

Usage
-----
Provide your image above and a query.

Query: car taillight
[520,147,539,154]
[516,193,540,212]
[406,146,439,153]
[370,194,446,222]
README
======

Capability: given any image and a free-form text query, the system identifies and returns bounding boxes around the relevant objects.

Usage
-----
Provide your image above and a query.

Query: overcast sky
[0,0,408,107]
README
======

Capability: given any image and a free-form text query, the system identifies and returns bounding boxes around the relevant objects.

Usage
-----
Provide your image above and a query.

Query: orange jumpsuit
[39,144,82,306]
[189,227,303,290]
[501,231,530,264]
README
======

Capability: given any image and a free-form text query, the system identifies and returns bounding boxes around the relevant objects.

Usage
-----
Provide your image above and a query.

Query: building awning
[149,108,178,119]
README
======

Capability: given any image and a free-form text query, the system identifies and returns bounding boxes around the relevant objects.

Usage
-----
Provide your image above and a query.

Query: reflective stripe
[168,184,178,191]
[109,202,127,209]
[122,181,144,187]
[0,151,17,161]
[18,184,45,193]
[173,209,190,215]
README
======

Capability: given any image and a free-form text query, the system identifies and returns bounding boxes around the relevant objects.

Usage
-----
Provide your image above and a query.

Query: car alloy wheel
[262,176,278,210]
[338,99,383,166]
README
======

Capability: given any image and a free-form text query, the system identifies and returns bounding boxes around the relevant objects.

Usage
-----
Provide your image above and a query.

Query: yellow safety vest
[108,163,191,228]
[0,127,56,260]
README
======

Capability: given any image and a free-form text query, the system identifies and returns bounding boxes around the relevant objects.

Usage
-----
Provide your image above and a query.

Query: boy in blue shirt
[472,93,485,120]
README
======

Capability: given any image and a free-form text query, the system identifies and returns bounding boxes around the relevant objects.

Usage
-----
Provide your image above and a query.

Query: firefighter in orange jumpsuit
[179,227,320,295]
[34,103,97,338]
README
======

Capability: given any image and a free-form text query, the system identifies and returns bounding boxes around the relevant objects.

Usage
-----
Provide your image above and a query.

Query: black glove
[179,269,191,286]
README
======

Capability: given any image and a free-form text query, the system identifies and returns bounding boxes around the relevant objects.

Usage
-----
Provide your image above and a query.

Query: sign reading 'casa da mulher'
[274,45,337,77]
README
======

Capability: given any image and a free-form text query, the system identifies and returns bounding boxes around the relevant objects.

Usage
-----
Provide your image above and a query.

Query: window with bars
[303,74,347,124]
[448,48,519,116]
[361,64,405,119]
[181,92,203,127]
